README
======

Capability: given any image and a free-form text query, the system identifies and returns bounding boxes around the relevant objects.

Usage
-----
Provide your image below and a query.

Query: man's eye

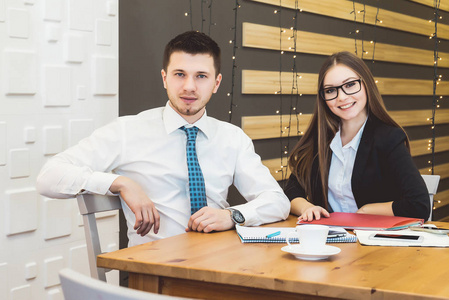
[197,74,206,79]
[174,73,184,77]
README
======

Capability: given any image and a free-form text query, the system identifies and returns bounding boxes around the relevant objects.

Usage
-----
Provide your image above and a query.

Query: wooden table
[98,216,449,299]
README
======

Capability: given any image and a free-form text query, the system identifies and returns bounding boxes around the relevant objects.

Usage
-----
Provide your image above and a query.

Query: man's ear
[161,69,167,89]
[213,73,222,93]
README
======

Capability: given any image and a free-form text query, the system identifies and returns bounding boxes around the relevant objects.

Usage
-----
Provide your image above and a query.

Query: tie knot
[181,126,199,141]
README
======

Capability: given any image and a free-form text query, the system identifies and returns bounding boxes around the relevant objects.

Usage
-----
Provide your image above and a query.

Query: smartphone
[328,230,346,238]
[410,226,449,235]
[369,233,423,242]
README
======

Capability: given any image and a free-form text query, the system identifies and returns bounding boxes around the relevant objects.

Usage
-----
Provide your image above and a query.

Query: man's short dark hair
[163,31,221,76]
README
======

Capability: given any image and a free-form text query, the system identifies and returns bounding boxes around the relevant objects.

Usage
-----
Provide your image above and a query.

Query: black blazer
[285,115,430,220]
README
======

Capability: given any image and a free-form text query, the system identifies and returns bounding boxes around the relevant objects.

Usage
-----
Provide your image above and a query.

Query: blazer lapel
[352,116,375,197]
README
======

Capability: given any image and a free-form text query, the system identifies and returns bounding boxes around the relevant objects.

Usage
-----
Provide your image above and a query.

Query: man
[37,31,290,246]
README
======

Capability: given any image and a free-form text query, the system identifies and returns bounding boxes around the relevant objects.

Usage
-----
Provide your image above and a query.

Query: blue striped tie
[181,126,207,214]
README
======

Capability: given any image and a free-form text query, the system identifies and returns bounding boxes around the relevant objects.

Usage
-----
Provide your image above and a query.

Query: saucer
[281,245,341,261]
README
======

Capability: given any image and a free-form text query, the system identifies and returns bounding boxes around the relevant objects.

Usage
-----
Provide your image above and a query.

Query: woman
[285,51,430,222]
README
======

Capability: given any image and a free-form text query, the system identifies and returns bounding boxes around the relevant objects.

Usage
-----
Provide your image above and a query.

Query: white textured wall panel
[4,50,37,94]
[69,245,89,275]
[0,122,6,165]
[93,56,118,95]
[46,24,60,42]
[9,149,30,178]
[43,126,63,155]
[96,19,112,45]
[0,0,5,21]
[107,1,117,16]
[44,256,63,288]
[10,284,31,300]
[1,0,119,296]
[43,66,71,107]
[5,189,38,235]
[7,8,29,39]
[25,262,38,280]
[47,288,63,300]
[68,119,93,146]
[0,263,7,300]
[43,198,72,240]
[69,0,94,31]
[44,0,63,22]
[63,33,85,63]
[24,127,36,144]
[77,85,87,100]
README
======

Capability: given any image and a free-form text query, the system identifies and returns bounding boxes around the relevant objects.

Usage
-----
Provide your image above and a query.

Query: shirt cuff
[230,204,260,227]
[83,172,121,195]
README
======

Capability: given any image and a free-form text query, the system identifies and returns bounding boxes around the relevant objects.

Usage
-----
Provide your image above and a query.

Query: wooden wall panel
[411,136,449,157]
[243,22,449,68]
[408,0,449,12]
[250,0,449,39]
[435,190,449,210]
[242,70,449,95]
[243,109,449,140]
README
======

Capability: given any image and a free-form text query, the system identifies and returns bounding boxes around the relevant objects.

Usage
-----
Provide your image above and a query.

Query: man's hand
[110,176,160,236]
[186,207,234,233]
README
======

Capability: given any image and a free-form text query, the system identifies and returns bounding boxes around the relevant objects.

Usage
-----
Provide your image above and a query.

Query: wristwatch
[227,208,245,226]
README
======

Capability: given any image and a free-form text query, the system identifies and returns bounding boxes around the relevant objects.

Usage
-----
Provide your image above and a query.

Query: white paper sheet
[355,229,449,247]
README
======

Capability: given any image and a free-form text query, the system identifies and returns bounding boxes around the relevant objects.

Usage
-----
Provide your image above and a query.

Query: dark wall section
[119,0,449,218]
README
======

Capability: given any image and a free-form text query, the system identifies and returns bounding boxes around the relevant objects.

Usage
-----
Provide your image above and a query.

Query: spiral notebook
[235,226,357,244]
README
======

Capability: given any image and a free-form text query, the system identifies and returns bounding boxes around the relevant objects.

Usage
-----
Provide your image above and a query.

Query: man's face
[161,51,222,124]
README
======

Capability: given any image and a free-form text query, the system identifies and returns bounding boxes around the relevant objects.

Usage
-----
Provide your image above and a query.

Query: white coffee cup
[287,224,329,252]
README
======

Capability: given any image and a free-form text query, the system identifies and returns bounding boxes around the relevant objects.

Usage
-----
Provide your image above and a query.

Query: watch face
[233,210,245,223]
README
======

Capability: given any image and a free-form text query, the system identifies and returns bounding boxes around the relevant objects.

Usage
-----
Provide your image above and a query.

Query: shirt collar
[162,101,211,139]
[330,117,368,152]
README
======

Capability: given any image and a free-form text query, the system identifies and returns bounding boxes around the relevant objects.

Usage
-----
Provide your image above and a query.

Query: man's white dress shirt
[328,120,367,213]
[37,102,290,246]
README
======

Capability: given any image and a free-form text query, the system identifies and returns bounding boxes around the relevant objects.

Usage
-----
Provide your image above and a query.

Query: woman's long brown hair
[288,51,410,209]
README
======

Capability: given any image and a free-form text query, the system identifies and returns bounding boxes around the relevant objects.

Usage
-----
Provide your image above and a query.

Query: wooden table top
[98,216,449,299]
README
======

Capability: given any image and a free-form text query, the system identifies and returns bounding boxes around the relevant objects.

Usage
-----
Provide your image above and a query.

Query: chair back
[421,175,440,221]
[77,193,122,281]
[59,268,188,300]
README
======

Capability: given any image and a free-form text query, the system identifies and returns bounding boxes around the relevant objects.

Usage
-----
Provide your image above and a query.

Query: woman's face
[322,64,367,126]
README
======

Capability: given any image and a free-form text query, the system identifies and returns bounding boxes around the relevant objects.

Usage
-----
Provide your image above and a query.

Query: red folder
[297,212,424,230]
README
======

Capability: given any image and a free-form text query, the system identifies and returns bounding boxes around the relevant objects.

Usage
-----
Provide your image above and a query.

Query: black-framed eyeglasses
[319,79,362,101]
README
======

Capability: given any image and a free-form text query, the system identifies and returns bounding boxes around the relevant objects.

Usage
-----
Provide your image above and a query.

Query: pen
[266,231,281,238]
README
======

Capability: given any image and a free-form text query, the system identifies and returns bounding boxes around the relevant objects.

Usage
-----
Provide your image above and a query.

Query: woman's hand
[298,205,330,222]
[291,197,330,221]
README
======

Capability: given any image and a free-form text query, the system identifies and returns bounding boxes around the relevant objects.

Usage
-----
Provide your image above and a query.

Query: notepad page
[235,226,357,243]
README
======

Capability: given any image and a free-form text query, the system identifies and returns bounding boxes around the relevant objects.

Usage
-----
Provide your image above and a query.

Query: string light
[188,0,193,30]
[429,0,441,175]
[227,0,240,122]
[370,1,380,72]
[276,0,303,183]
[350,1,358,55]
[276,2,285,181]
[208,0,215,35]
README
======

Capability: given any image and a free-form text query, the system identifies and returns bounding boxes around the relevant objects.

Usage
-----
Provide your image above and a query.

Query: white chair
[77,193,122,282]
[421,175,440,221]
[59,268,188,300]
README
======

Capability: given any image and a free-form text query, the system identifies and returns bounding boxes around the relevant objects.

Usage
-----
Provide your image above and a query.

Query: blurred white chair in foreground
[77,194,122,281]
[59,268,189,300]
[421,175,440,221]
